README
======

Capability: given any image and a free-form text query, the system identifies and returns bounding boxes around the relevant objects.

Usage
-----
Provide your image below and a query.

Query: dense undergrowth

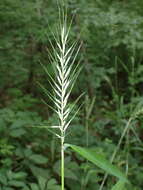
[0,0,143,189]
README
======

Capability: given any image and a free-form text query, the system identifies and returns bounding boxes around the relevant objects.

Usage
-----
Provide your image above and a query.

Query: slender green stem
[86,120,89,147]
[61,136,65,190]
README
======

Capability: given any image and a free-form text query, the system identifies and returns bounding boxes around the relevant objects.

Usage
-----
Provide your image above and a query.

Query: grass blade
[66,144,128,183]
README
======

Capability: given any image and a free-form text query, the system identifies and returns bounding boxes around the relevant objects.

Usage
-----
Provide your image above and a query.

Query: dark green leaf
[29,154,48,164]
[10,128,26,137]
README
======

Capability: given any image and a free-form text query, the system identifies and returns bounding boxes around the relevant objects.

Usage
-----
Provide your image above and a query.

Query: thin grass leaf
[86,97,96,119]
[66,144,128,183]
[111,180,127,190]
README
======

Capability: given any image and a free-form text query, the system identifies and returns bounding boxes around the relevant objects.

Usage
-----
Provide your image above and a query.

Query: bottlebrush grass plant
[39,5,82,190]
[39,3,128,190]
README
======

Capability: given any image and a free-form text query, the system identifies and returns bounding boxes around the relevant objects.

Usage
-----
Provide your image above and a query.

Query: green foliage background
[0,0,143,189]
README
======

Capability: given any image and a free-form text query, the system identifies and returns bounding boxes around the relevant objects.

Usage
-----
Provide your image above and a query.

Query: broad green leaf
[30,165,50,179]
[4,188,14,190]
[47,179,57,186]
[10,120,26,129]
[47,179,61,190]
[30,183,39,190]
[66,144,128,182]
[22,185,30,190]
[8,180,25,187]
[10,128,26,137]
[24,148,33,157]
[6,170,13,180]
[29,154,48,164]
[64,168,78,180]
[38,176,47,190]
[0,173,7,185]
[48,185,61,190]
[12,172,27,179]
[111,180,127,190]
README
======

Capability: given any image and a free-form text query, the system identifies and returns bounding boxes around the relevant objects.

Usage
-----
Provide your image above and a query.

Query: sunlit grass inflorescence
[39,7,82,190]
[39,13,81,138]
[46,19,81,138]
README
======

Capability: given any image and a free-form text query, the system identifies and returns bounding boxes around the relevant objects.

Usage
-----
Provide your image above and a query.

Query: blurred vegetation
[0,0,143,189]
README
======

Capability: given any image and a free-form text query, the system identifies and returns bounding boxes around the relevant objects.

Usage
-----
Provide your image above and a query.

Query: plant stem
[61,136,65,190]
